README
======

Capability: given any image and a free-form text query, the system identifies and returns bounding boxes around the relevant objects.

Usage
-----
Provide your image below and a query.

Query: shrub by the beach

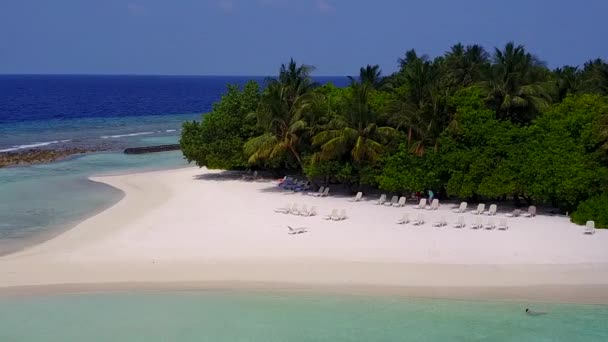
[180,81,260,169]
[571,193,608,228]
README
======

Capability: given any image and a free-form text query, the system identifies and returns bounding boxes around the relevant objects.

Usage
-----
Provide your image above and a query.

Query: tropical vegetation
[181,43,608,227]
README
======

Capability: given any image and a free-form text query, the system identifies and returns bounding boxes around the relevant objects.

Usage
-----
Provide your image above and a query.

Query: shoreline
[1,167,607,304]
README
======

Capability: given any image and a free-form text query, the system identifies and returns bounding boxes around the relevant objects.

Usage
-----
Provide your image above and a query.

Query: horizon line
[0,73,353,78]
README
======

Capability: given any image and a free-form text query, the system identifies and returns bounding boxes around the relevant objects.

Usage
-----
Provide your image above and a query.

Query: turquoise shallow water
[0,135,189,254]
[0,291,607,341]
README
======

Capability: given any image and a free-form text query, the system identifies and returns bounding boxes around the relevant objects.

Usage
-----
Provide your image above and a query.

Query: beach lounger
[427,199,439,210]
[323,209,338,220]
[385,195,398,206]
[454,215,466,228]
[287,225,308,235]
[332,209,347,221]
[297,204,308,216]
[393,196,406,207]
[376,194,387,205]
[397,213,410,224]
[432,215,448,227]
[505,209,521,217]
[472,203,485,215]
[497,218,509,230]
[453,202,468,213]
[308,186,324,196]
[485,204,497,216]
[471,216,483,229]
[415,198,427,209]
[412,214,425,226]
[319,187,330,197]
[301,206,317,217]
[348,192,363,202]
[584,221,596,235]
[484,218,496,230]
[289,204,301,215]
[522,206,537,217]
[274,203,293,214]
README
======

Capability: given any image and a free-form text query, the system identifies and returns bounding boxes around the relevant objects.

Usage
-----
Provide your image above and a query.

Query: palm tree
[444,43,490,88]
[312,81,397,163]
[244,59,315,168]
[554,66,583,101]
[349,64,383,89]
[483,42,553,122]
[581,58,608,95]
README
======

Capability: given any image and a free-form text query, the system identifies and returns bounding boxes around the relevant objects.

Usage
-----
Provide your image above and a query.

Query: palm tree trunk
[288,145,304,170]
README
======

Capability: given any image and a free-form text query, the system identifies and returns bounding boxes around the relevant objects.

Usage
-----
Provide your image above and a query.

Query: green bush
[571,193,608,228]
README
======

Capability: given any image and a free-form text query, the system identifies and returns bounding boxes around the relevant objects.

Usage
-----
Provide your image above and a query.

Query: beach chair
[348,192,363,202]
[505,209,521,217]
[497,218,509,230]
[412,214,425,226]
[472,203,485,215]
[584,221,596,235]
[454,215,466,228]
[274,203,292,214]
[394,196,406,207]
[432,215,448,227]
[522,206,537,217]
[319,187,330,197]
[485,204,497,216]
[289,204,301,215]
[287,226,308,235]
[297,204,308,216]
[484,218,496,230]
[397,213,410,224]
[332,209,347,221]
[323,209,338,220]
[376,194,387,205]
[308,186,324,197]
[427,199,439,210]
[385,195,399,206]
[415,198,427,209]
[471,216,483,229]
[453,202,468,213]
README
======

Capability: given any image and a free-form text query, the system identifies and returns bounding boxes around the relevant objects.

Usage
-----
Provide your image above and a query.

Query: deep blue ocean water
[0,75,348,253]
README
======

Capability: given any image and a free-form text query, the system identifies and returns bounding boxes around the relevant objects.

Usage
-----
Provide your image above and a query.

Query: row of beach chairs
[453,202,536,218]
[308,187,330,197]
[274,203,317,217]
[323,209,348,221]
[397,214,510,230]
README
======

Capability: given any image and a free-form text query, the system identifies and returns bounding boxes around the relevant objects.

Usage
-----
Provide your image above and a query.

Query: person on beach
[427,189,434,203]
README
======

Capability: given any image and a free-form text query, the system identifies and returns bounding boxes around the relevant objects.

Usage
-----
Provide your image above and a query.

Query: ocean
[0,75,349,254]
[0,291,607,341]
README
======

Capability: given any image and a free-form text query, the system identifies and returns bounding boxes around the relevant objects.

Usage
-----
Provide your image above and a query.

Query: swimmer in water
[525,308,547,316]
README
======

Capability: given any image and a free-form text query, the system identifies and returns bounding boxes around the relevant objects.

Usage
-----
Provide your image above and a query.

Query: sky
[1,0,607,76]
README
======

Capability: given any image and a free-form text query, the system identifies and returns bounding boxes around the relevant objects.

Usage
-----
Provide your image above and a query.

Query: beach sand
[1,167,607,303]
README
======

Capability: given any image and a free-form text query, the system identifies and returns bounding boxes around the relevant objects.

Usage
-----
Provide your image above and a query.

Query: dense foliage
[181,43,608,225]
[571,194,608,228]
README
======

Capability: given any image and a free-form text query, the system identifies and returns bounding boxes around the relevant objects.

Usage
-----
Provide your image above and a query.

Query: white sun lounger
[393,196,406,207]
[287,225,308,235]
[427,199,439,210]
[308,186,324,196]
[485,204,497,216]
[415,198,427,209]
[397,213,410,224]
[319,187,330,197]
[505,209,521,217]
[274,203,293,214]
[348,192,363,202]
[471,216,483,229]
[522,206,536,217]
[289,204,301,215]
[472,203,485,215]
[323,209,338,220]
[497,217,509,230]
[385,195,398,206]
[484,218,496,230]
[432,215,448,227]
[453,202,467,213]
[296,204,308,216]
[584,221,596,235]
[332,209,347,221]
[454,215,466,228]
[412,214,425,226]
[376,194,387,205]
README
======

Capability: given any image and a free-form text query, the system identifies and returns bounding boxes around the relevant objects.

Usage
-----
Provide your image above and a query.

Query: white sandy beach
[1,167,608,303]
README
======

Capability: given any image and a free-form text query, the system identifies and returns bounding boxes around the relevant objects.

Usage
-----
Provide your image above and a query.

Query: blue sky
[1,0,607,75]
